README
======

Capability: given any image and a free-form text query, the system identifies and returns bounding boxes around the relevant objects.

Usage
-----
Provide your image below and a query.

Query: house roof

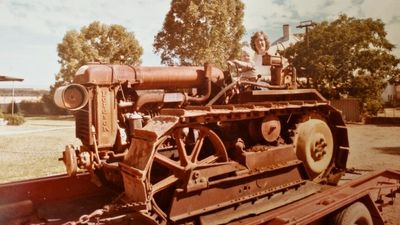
[0,75,24,82]
[269,34,302,55]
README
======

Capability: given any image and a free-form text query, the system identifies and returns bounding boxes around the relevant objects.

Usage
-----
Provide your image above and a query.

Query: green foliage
[0,88,47,96]
[42,82,70,115]
[19,101,46,115]
[153,0,245,68]
[388,68,400,84]
[4,104,25,125]
[7,102,20,114]
[47,21,143,115]
[365,99,383,116]
[283,14,399,105]
[56,21,143,85]
[4,114,25,126]
[0,111,4,118]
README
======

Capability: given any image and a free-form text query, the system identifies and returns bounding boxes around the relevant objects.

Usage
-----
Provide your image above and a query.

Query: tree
[57,21,143,84]
[153,0,245,68]
[44,21,143,114]
[283,15,399,114]
[389,68,400,84]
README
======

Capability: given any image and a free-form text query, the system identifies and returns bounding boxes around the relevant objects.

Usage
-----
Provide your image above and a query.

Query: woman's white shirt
[252,53,271,81]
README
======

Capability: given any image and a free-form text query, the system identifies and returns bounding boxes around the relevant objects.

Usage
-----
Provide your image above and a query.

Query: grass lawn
[0,116,81,183]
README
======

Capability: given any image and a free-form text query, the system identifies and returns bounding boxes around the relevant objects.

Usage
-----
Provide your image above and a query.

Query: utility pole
[296,20,316,48]
[11,81,15,116]
[296,20,316,87]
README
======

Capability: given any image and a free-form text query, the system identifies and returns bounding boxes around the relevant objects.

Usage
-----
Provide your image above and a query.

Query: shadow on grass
[27,115,74,121]
[365,117,400,126]
[373,147,400,155]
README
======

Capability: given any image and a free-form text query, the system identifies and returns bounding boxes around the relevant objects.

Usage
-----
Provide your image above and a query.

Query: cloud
[0,0,170,88]
[0,0,399,89]
[243,0,400,54]
[1,0,170,42]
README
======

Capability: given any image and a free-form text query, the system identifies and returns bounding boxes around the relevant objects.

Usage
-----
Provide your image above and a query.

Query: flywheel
[146,125,228,223]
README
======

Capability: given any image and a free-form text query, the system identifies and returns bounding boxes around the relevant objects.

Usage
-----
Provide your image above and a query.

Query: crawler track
[117,99,349,224]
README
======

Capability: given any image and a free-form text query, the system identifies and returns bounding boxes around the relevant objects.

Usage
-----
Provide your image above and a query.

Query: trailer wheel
[333,202,373,225]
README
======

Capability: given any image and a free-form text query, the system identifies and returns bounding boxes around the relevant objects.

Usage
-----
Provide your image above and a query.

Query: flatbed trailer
[0,170,399,225]
[229,170,400,225]
[0,173,117,224]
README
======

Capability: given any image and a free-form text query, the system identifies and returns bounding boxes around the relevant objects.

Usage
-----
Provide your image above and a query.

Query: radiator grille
[75,104,92,146]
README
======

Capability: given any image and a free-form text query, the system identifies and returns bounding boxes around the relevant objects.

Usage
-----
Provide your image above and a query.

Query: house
[268,24,363,121]
[382,82,400,106]
[269,24,303,56]
[0,88,46,113]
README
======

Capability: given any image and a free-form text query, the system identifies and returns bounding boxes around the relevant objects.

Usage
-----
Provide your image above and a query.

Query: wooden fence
[330,98,362,122]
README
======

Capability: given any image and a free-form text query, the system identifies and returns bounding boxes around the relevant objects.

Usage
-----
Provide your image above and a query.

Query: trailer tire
[333,202,373,225]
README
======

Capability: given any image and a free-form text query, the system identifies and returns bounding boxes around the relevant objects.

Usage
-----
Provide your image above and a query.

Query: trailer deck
[0,170,399,225]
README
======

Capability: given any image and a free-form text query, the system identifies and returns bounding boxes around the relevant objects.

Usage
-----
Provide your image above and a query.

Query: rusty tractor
[49,54,354,224]
[0,52,399,225]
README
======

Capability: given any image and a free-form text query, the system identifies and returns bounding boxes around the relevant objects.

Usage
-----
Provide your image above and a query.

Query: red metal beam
[0,173,112,205]
[229,170,400,225]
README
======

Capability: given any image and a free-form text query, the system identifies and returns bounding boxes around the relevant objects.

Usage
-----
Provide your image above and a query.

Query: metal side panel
[0,173,116,224]
[228,170,400,225]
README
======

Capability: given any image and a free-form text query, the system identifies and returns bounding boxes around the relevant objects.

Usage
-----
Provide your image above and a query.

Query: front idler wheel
[295,118,334,180]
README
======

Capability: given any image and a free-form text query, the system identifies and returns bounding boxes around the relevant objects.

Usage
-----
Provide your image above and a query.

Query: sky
[0,0,399,90]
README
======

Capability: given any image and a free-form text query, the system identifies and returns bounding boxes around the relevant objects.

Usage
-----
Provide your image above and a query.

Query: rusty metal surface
[53,84,89,111]
[73,64,224,89]
[115,105,347,224]
[239,88,327,102]
[93,86,118,148]
[228,170,400,225]
[2,170,398,225]
[0,173,117,224]
[48,62,355,224]
[201,181,321,225]
[0,173,111,205]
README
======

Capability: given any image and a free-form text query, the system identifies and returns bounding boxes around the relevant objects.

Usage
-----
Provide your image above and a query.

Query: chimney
[283,24,290,40]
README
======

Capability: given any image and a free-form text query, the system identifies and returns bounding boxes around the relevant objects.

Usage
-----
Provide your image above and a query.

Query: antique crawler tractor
[1,56,399,225]
[50,54,352,224]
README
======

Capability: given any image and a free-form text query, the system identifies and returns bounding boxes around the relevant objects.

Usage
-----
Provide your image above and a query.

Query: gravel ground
[346,123,400,171]
[345,123,400,225]
[0,118,399,223]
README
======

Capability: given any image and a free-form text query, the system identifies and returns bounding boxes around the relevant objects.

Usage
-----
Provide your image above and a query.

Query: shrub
[4,114,25,126]
[7,102,20,114]
[42,92,69,115]
[364,99,383,116]
[19,101,45,115]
